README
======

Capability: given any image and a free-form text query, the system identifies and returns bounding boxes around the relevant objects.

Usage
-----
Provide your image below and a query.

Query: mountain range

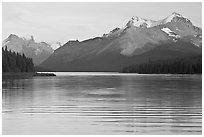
[38,12,202,72]
[3,12,202,71]
[2,34,54,65]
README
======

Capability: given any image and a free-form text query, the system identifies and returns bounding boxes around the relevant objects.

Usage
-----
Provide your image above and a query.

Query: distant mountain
[2,34,54,65]
[39,12,202,72]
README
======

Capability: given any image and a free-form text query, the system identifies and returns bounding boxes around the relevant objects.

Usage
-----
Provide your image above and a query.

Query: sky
[2,2,202,49]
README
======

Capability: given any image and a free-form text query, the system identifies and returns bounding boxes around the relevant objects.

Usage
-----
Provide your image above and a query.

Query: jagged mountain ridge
[39,12,202,71]
[3,34,54,65]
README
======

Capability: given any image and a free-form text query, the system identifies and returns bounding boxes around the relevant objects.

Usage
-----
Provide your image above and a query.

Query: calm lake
[2,72,202,135]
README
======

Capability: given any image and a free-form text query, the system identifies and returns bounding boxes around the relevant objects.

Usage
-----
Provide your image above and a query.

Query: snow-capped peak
[126,16,154,28]
[164,12,182,22]
[124,12,192,29]
[163,12,190,23]
[171,12,183,17]
[3,34,19,46]
[7,34,19,40]
[131,16,145,22]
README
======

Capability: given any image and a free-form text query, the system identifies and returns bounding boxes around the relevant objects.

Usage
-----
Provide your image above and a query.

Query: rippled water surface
[2,72,202,134]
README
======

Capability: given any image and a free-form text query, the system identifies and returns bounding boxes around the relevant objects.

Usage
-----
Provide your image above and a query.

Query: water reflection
[2,73,202,135]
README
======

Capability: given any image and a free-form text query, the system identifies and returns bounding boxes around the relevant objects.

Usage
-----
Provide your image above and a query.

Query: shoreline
[2,72,56,77]
[2,72,201,78]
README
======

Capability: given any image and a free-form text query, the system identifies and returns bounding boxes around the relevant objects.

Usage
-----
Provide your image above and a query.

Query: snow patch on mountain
[161,28,180,38]
[192,42,200,47]
[131,16,152,28]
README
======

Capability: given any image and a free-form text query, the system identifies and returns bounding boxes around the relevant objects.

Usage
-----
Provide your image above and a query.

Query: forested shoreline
[122,55,202,74]
[2,47,56,76]
[2,47,35,72]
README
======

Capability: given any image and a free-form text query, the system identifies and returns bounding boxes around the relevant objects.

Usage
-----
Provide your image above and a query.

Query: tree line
[122,55,202,74]
[2,47,35,72]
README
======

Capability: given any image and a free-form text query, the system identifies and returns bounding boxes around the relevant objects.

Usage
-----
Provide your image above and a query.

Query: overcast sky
[2,2,202,49]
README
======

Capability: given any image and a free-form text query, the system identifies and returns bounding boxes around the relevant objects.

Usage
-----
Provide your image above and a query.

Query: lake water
[2,72,202,135]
